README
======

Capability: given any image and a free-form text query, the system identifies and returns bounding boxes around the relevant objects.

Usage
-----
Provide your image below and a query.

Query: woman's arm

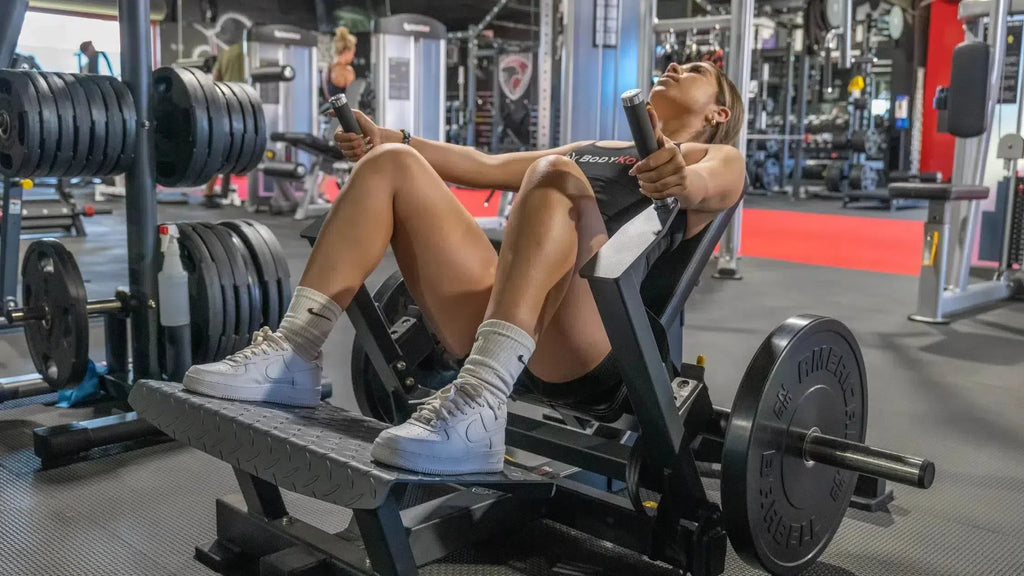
[631,142,745,211]
[377,128,584,189]
[336,110,588,190]
[679,143,746,211]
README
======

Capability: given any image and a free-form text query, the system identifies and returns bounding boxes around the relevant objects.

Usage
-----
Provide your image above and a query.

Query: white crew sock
[456,319,537,400]
[277,286,343,361]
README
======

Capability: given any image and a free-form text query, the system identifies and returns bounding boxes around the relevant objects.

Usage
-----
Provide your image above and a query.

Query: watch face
[888,6,905,40]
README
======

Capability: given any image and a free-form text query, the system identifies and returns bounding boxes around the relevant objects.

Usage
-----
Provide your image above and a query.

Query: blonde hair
[333,27,357,56]
[705,66,744,147]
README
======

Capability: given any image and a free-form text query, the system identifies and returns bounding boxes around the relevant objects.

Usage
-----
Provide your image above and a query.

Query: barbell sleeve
[803,431,935,489]
[704,406,934,489]
[7,298,124,324]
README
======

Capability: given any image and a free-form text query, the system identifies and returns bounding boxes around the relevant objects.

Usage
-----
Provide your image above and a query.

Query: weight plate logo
[498,53,532,102]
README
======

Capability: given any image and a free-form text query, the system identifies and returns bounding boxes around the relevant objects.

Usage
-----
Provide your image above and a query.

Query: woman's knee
[519,155,593,203]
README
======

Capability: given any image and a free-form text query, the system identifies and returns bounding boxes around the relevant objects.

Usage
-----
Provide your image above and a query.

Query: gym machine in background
[372,14,447,143]
[891,0,1023,323]
[245,24,326,218]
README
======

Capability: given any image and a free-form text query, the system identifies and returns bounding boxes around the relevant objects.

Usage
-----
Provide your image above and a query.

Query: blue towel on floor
[56,360,107,408]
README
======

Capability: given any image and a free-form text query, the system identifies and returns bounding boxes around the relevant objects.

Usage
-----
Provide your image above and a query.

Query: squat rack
[0,0,165,462]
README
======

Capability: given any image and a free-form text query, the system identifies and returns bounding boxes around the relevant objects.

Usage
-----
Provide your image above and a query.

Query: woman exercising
[184,61,746,475]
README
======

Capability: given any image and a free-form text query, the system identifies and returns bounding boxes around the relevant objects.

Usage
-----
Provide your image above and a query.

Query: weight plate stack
[824,161,845,192]
[0,70,43,176]
[802,163,827,181]
[831,131,849,150]
[181,67,231,183]
[23,72,60,176]
[22,239,90,389]
[215,82,246,175]
[69,74,109,177]
[93,75,137,175]
[761,157,781,191]
[232,83,269,174]
[173,222,225,364]
[243,219,293,314]
[197,222,253,354]
[81,75,122,176]
[849,164,879,192]
[219,220,282,330]
[55,72,91,177]
[219,223,263,334]
[187,222,238,360]
[220,82,258,175]
[152,66,211,187]
[39,72,76,177]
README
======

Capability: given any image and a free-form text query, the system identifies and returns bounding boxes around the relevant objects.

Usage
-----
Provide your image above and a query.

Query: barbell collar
[803,430,935,489]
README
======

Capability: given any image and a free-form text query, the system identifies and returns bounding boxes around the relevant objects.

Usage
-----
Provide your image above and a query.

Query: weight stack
[158,220,292,370]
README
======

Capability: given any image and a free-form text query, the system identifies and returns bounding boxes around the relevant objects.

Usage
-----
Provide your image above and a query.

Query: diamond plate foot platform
[129,381,555,507]
[129,380,556,576]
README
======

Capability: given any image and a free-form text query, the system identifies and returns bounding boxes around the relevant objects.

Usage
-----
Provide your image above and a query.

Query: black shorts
[517,353,623,404]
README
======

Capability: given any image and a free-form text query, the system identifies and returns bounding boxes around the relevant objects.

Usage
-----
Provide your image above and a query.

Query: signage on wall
[593,0,620,47]
[498,53,533,101]
[999,22,1023,104]
[895,95,910,129]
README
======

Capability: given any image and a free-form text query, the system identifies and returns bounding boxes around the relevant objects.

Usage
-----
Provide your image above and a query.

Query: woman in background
[325,26,357,98]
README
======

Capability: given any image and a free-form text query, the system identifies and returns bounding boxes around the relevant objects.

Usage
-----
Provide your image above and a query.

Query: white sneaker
[183,327,322,407]
[370,381,506,475]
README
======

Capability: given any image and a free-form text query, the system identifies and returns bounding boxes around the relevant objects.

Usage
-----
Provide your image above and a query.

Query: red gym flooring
[240,175,928,276]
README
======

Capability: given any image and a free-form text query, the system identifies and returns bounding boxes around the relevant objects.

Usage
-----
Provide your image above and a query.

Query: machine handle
[329,94,363,136]
[621,89,673,210]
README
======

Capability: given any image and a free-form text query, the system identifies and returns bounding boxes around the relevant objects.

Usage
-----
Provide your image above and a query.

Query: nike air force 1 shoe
[183,327,322,407]
[371,381,507,475]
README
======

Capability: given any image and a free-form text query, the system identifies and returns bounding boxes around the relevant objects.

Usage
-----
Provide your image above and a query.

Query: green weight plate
[21,239,90,389]
[152,66,209,187]
[215,81,245,175]
[174,222,224,364]
[55,73,91,177]
[39,73,75,177]
[218,222,263,335]
[22,72,59,176]
[0,70,43,176]
[69,75,109,178]
[234,83,268,174]
[93,76,137,175]
[219,220,280,330]
[722,315,867,576]
[220,82,256,176]
[189,221,238,360]
[181,67,231,183]
[197,222,252,354]
[242,219,292,314]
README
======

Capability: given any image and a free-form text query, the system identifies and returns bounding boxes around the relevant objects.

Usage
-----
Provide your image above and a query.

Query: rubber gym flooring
[0,192,1022,575]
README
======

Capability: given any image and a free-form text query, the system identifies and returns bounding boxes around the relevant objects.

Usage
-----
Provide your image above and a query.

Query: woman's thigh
[384,148,498,357]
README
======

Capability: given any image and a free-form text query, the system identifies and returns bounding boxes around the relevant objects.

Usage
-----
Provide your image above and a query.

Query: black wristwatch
[400,129,412,145]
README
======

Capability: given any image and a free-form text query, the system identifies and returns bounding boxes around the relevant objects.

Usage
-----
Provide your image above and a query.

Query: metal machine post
[0,179,23,313]
[120,0,160,380]
[714,0,754,280]
[0,0,29,68]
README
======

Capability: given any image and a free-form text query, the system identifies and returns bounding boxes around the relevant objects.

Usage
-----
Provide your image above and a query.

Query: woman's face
[650,61,722,120]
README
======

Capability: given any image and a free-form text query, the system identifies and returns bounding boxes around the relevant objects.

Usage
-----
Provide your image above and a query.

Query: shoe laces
[223,327,289,365]
[410,380,498,427]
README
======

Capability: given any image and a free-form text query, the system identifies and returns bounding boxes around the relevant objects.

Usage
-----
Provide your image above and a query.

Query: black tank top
[567,143,708,316]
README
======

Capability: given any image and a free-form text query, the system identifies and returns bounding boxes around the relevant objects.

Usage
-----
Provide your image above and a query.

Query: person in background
[325,27,357,98]
[80,41,100,74]
[202,39,247,208]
